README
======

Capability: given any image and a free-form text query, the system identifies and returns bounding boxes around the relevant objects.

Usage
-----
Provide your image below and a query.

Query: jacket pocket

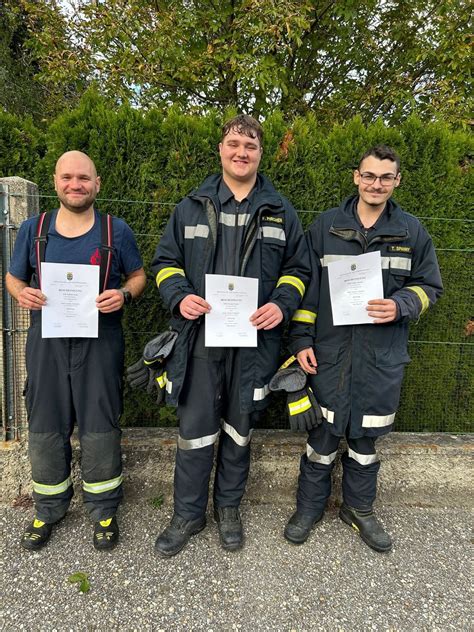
[386,265,411,292]
[261,241,285,281]
[375,346,411,367]
[314,343,342,365]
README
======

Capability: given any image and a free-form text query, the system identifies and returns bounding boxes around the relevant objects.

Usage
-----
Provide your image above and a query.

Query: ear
[394,172,401,188]
[53,173,58,192]
[353,169,360,186]
[96,175,101,193]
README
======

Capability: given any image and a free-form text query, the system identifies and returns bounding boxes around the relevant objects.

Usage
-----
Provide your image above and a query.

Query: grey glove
[126,331,178,403]
[269,365,322,432]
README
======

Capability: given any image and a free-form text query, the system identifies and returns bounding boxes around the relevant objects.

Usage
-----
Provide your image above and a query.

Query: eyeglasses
[359,172,398,186]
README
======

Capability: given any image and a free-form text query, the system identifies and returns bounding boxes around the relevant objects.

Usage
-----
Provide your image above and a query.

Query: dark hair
[358,145,400,172]
[221,114,263,145]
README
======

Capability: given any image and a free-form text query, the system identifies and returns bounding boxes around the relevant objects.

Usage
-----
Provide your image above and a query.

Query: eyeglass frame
[357,171,400,186]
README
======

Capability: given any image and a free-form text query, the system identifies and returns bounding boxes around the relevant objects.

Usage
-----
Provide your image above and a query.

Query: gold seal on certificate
[205,274,259,347]
[41,262,100,338]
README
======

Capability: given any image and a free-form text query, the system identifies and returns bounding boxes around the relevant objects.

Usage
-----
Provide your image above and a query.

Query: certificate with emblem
[41,262,99,338]
[205,274,258,347]
[327,251,384,326]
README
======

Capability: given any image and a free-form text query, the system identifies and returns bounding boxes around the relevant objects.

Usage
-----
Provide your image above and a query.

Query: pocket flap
[375,346,411,367]
[314,344,341,365]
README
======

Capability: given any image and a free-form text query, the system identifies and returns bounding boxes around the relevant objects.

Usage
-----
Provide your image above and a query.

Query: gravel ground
[0,502,471,631]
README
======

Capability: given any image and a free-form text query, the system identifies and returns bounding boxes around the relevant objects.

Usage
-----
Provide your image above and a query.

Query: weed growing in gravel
[68,572,90,593]
[149,493,164,509]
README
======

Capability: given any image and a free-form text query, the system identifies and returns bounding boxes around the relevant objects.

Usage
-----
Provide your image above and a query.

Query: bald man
[6,151,146,551]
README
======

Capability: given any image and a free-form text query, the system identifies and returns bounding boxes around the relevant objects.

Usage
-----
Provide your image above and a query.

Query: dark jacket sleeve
[391,224,443,322]
[287,222,321,354]
[267,204,311,322]
[150,203,197,314]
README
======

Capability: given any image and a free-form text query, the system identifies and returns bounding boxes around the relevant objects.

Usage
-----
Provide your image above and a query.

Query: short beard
[57,194,95,214]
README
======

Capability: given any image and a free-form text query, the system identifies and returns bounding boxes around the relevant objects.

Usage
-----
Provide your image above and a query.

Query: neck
[356,199,386,228]
[55,205,95,237]
[222,174,257,202]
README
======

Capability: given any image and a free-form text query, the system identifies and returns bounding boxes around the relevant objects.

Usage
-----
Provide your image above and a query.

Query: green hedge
[1,92,472,432]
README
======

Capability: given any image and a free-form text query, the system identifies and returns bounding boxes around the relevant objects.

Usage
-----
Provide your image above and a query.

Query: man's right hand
[17,287,47,310]
[296,347,318,374]
[179,294,211,320]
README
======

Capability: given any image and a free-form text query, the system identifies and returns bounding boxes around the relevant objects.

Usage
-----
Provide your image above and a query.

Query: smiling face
[219,128,262,188]
[354,155,400,211]
[54,151,100,214]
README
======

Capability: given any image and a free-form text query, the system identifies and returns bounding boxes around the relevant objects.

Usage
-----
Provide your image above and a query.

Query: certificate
[327,251,384,326]
[205,274,258,347]
[41,262,99,338]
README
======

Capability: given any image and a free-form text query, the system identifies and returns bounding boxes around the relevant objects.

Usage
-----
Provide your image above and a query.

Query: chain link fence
[1,190,473,439]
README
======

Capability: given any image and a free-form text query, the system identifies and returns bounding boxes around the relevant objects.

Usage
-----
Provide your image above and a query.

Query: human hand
[250,302,283,330]
[179,294,211,319]
[96,289,124,313]
[17,287,46,310]
[367,298,397,323]
[296,348,318,374]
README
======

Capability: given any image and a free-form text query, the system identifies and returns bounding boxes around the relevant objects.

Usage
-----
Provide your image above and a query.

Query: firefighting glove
[269,366,323,432]
[126,331,178,403]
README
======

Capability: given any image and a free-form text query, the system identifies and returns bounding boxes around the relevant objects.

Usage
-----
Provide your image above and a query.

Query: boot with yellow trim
[21,518,54,551]
[93,516,119,550]
[339,503,392,552]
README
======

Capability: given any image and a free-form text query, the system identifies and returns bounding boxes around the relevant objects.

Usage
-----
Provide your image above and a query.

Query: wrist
[120,288,132,306]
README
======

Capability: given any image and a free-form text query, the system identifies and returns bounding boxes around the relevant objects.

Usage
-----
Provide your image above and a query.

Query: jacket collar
[191,173,283,211]
[332,195,409,238]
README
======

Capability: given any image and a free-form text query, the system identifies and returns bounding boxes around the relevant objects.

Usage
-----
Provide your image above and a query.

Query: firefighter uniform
[289,195,443,516]
[152,174,310,519]
[9,209,143,524]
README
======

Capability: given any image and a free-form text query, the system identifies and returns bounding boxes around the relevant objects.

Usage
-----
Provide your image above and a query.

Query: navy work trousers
[25,322,124,523]
[175,350,259,520]
[297,422,380,517]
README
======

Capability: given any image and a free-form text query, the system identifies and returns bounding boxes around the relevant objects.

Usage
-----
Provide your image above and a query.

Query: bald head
[55,150,98,178]
[54,150,101,215]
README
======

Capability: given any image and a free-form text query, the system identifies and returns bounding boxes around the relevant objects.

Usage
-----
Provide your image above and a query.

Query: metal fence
[1,187,473,440]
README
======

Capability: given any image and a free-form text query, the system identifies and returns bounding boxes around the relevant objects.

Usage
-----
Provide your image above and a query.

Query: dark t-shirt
[9,209,143,288]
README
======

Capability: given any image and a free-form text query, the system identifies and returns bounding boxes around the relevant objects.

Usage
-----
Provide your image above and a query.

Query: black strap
[34,211,113,292]
[34,212,52,290]
[99,213,113,293]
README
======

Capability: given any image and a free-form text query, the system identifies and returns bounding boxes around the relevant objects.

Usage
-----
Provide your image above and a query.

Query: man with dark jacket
[285,145,443,552]
[151,115,310,556]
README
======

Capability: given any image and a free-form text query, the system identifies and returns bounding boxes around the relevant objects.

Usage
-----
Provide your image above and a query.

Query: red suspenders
[34,211,113,291]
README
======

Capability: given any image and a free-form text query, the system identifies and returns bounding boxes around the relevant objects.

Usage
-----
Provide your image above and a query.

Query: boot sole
[155,522,206,558]
[93,537,119,551]
[339,510,392,553]
[20,538,50,552]
[221,538,243,551]
[284,514,323,545]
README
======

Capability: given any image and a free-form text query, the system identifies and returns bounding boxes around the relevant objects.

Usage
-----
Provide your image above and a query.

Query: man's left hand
[96,289,125,313]
[367,298,397,323]
[250,302,283,330]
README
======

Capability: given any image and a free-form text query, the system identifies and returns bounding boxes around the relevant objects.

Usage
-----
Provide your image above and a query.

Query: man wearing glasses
[285,145,442,552]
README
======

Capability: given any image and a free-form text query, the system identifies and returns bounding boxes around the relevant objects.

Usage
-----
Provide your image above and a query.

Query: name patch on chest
[262,216,283,224]
[388,246,412,254]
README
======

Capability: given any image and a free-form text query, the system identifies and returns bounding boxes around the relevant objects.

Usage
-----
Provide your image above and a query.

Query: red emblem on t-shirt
[90,248,101,265]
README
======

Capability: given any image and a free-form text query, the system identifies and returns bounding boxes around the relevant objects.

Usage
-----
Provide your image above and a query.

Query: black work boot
[339,503,392,552]
[21,518,54,551]
[284,511,323,545]
[93,516,119,551]
[214,506,243,551]
[154,513,206,557]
